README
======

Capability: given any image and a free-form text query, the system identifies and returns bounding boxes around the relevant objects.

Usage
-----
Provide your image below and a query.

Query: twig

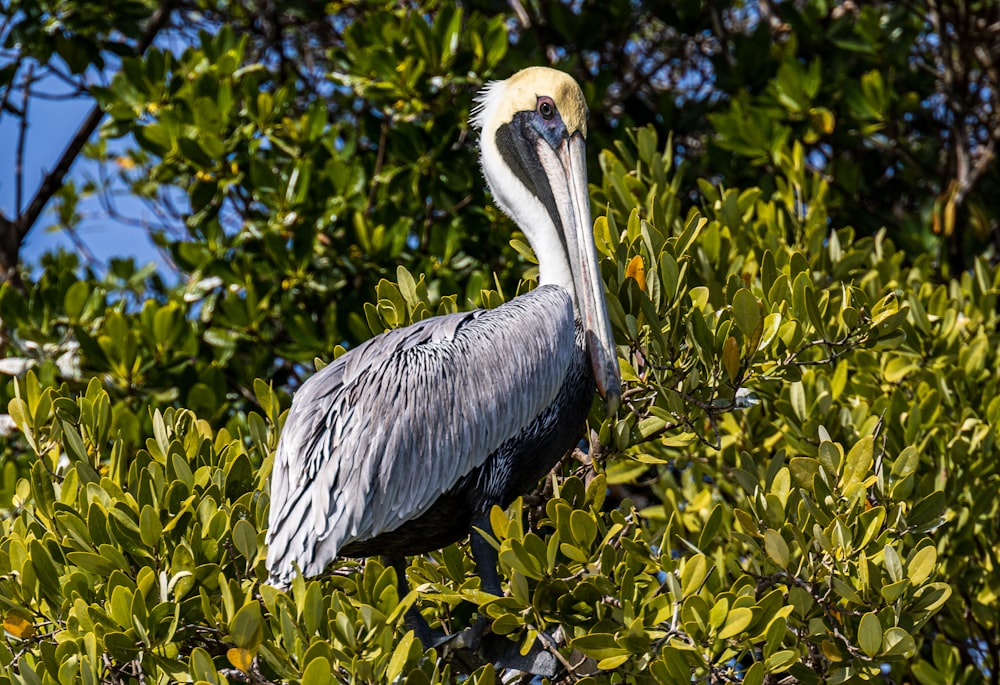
[62,221,102,269]
[528,625,578,676]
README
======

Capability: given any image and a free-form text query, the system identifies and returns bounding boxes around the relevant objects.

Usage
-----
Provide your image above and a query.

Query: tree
[0,1,998,683]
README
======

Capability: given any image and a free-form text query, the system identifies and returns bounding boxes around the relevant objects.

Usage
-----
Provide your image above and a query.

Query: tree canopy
[0,1,998,683]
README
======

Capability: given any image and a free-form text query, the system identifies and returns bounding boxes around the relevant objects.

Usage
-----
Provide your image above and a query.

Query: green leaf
[509,238,538,264]
[732,289,761,337]
[884,545,903,583]
[765,649,797,673]
[680,554,707,597]
[891,445,920,479]
[858,612,882,657]
[637,125,657,163]
[139,505,162,547]
[229,601,263,650]
[571,633,630,661]
[911,582,951,614]
[722,335,741,383]
[697,504,724,549]
[104,631,140,660]
[109,585,134,628]
[569,509,597,549]
[881,578,909,602]
[709,597,729,630]
[764,530,789,569]
[907,545,937,585]
[911,660,947,685]
[396,265,418,307]
[882,627,916,658]
[908,490,946,530]
[66,552,118,576]
[253,378,274,418]
[232,519,258,562]
[301,656,333,685]
[178,137,214,167]
[840,435,873,490]
[789,457,820,489]
[60,420,89,464]
[64,281,91,321]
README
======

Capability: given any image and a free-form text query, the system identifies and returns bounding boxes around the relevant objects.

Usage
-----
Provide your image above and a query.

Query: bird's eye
[538,99,555,120]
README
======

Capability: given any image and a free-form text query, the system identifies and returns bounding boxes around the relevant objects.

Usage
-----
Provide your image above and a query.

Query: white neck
[478,132,574,293]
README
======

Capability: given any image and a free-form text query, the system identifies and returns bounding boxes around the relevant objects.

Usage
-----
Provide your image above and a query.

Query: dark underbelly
[339,495,473,557]
[340,364,593,558]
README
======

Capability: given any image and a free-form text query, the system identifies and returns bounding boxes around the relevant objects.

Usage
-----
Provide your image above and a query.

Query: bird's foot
[480,630,559,677]
[435,618,558,678]
[430,614,488,651]
[404,606,449,649]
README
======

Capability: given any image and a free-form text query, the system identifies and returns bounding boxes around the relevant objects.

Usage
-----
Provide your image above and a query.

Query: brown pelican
[265,67,620,655]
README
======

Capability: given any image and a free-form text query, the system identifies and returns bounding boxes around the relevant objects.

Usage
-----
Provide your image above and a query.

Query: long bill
[544,132,622,416]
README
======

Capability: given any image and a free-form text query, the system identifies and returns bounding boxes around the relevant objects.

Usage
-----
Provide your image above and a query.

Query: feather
[265,285,576,585]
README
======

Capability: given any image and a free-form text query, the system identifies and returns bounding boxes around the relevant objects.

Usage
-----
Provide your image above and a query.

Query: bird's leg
[388,555,489,674]
[467,516,502,646]
[469,516,502,596]
[386,556,446,648]
[468,517,559,678]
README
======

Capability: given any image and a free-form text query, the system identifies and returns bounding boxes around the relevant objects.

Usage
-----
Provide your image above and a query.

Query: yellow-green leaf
[743,662,765,685]
[598,654,630,670]
[680,554,707,597]
[386,630,415,682]
[718,607,754,640]
[891,446,919,479]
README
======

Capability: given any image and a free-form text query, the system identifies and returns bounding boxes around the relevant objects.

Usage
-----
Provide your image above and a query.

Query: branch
[0,52,23,119]
[0,0,175,285]
[15,64,33,219]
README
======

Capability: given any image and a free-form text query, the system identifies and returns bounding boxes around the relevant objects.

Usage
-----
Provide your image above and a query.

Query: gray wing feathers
[265,286,576,585]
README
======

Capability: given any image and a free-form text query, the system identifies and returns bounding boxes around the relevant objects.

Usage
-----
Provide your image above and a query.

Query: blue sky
[0,73,166,271]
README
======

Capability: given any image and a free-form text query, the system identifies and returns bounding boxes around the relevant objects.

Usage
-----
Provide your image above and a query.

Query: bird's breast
[466,321,593,510]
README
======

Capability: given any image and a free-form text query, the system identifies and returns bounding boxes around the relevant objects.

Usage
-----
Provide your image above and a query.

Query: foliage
[0,1,999,684]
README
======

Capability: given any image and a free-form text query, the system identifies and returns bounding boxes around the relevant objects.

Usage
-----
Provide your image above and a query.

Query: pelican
[265,67,620,652]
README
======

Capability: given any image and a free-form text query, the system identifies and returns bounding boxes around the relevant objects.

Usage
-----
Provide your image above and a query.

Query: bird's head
[472,67,620,415]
